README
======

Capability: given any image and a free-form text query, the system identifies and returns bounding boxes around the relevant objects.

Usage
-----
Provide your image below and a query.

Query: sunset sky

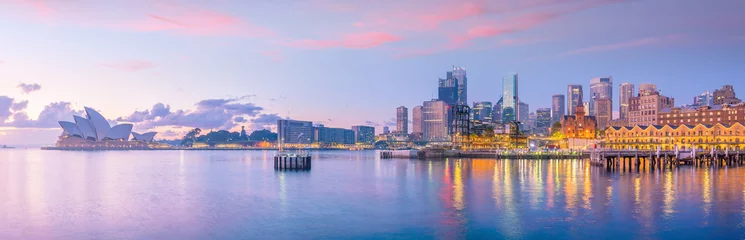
[1,0,744,145]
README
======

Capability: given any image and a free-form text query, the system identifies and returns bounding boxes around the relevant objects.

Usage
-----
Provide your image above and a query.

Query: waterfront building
[713,85,742,105]
[278,119,314,144]
[595,98,612,130]
[658,103,745,126]
[502,73,519,123]
[567,84,583,115]
[693,90,713,107]
[619,83,634,120]
[638,83,657,96]
[605,123,745,150]
[561,103,596,139]
[56,107,160,148]
[471,101,493,122]
[536,108,551,134]
[438,71,459,106]
[628,88,674,126]
[423,100,450,141]
[552,94,565,124]
[352,126,375,144]
[589,77,613,116]
[313,126,355,145]
[396,106,408,134]
[452,66,468,105]
[412,105,423,134]
[493,97,503,123]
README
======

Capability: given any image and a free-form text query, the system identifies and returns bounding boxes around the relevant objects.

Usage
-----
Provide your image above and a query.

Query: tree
[550,121,562,135]
[181,128,202,146]
[249,129,278,142]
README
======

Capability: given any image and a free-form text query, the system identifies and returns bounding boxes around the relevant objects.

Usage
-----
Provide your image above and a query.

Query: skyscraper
[567,85,583,115]
[352,126,375,144]
[452,66,467,105]
[619,83,634,119]
[518,101,529,122]
[493,97,503,124]
[536,108,551,134]
[396,106,408,134]
[594,98,612,129]
[471,101,493,122]
[423,100,450,141]
[638,83,657,96]
[713,85,742,105]
[693,90,713,106]
[551,94,565,124]
[589,77,612,116]
[412,105,423,134]
[502,73,518,123]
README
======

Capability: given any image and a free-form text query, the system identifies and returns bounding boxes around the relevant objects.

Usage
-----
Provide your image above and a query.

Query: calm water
[2,150,745,239]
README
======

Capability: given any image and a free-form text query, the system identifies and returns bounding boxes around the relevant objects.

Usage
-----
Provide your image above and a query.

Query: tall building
[567,85,583,115]
[277,119,313,144]
[452,66,467,105]
[589,77,612,116]
[594,98,612,130]
[502,73,519,123]
[693,90,713,106]
[493,97,503,123]
[423,100,450,141]
[551,94,565,124]
[536,108,551,134]
[313,126,355,145]
[518,101,529,122]
[396,106,408,134]
[638,84,657,96]
[471,101,493,122]
[383,126,390,134]
[352,126,375,144]
[412,105,423,134]
[619,83,634,119]
[713,85,742,105]
[628,88,674,126]
[438,71,459,106]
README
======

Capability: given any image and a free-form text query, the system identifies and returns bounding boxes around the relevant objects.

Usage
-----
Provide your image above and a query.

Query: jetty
[380,149,583,159]
[589,147,745,169]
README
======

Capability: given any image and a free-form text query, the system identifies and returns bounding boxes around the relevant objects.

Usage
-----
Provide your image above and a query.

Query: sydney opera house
[53,107,168,150]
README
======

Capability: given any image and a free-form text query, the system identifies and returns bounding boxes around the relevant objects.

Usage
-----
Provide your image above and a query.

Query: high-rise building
[518,102,529,122]
[383,126,390,134]
[594,98,612,130]
[412,105,423,134]
[471,101,493,122]
[619,83,634,119]
[628,88,674,126]
[693,90,713,106]
[423,100,450,141]
[638,84,657,96]
[438,70,459,106]
[536,108,551,134]
[589,77,612,116]
[493,97,503,123]
[658,104,745,126]
[551,94,565,124]
[452,66,467,105]
[567,85,583,115]
[352,126,375,144]
[713,85,742,105]
[396,106,408,134]
[313,126,355,145]
[277,119,313,144]
[502,73,519,123]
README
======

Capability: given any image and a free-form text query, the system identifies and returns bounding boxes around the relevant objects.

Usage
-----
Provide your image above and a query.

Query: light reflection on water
[2,150,745,239]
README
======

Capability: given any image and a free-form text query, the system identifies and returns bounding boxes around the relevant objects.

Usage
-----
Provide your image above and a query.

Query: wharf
[380,149,583,159]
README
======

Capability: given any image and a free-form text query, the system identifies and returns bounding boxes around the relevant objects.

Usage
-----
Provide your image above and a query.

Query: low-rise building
[561,104,597,139]
[658,103,745,126]
[605,123,745,150]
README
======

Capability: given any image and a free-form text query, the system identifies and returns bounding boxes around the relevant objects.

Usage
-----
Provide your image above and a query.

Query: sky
[1,0,744,145]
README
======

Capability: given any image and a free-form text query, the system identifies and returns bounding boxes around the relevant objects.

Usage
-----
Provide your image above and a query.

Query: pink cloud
[102,60,156,72]
[261,51,284,62]
[286,32,401,50]
[563,34,684,56]
[118,5,274,37]
[497,37,549,46]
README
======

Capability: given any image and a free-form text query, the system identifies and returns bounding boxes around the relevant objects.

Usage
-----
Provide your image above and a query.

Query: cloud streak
[17,83,42,94]
[286,32,401,50]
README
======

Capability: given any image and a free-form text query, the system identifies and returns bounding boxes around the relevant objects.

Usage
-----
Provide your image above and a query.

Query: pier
[380,149,583,159]
[589,149,745,170]
[274,154,312,170]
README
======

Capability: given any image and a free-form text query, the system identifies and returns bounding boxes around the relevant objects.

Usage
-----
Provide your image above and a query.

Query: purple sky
[1,0,744,145]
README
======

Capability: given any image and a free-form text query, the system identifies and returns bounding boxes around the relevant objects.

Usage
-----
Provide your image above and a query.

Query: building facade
[567,85,583,116]
[493,97,503,124]
[313,126,355,145]
[438,71,458,106]
[628,89,674,126]
[412,105,423,134]
[396,106,408,134]
[277,119,314,144]
[605,123,745,150]
[589,77,613,116]
[452,66,467,105]
[552,94,565,124]
[658,104,745,126]
[536,108,551,135]
[693,90,713,107]
[352,126,375,144]
[619,82,634,120]
[423,100,450,141]
[518,102,529,122]
[561,104,596,139]
[502,73,519,123]
[471,101,493,122]
[594,98,612,130]
[638,84,657,96]
[713,85,742,105]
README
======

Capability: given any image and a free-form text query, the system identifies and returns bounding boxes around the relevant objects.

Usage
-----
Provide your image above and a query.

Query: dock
[380,149,583,159]
[274,154,311,170]
[589,149,745,169]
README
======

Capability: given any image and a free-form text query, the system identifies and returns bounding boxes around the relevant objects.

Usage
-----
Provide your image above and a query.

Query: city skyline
[1,0,744,145]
